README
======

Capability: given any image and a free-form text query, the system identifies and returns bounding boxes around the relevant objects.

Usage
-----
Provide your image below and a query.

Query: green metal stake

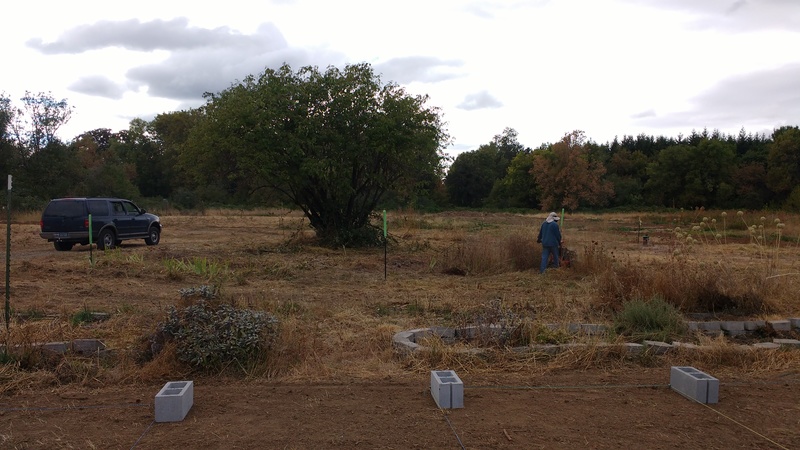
[5,175,11,331]
[89,214,93,267]
[559,207,565,268]
[383,210,387,280]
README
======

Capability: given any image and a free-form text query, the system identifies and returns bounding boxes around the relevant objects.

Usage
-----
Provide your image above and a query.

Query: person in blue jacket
[537,212,562,273]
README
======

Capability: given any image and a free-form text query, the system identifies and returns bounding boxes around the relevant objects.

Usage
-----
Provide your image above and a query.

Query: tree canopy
[183,63,449,246]
[531,130,613,210]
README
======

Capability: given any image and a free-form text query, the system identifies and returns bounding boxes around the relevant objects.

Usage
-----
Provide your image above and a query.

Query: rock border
[393,318,800,355]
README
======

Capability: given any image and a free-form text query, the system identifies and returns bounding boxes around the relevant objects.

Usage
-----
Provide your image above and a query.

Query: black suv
[40,198,161,251]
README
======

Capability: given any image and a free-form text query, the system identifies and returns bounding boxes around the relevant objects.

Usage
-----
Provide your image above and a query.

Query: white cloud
[635,62,800,131]
[373,57,465,84]
[624,0,800,32]
[457,91,503,111]
[68,76,127,100]
[3,0,799,151]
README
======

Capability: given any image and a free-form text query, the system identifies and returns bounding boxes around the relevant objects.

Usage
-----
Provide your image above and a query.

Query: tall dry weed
[438,231,539,275]
[591,253,773,316]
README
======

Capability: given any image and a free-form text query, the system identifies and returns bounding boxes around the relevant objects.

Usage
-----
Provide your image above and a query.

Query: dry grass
[1,209,799,390]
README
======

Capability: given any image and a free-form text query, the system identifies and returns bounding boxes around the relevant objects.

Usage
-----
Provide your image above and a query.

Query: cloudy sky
[4,0,800,155]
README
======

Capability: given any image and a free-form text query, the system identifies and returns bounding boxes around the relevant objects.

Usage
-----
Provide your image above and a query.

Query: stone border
[393,318,800,355]
[0,339,108,356]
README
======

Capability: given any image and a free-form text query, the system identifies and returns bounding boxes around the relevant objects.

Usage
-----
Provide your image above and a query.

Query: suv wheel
[145,226,160,245]
[53,241,74,251]
[98,229,116,250]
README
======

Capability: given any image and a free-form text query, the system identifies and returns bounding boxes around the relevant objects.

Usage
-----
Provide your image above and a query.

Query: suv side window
[87,200,109,216]
[111,201,126,215]
[122,201,140,215]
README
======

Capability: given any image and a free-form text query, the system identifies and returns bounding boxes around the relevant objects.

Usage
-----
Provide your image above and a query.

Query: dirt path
[2,369,798,449]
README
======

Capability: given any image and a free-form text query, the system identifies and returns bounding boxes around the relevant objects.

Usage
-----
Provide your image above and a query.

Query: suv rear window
[44,200,85,217]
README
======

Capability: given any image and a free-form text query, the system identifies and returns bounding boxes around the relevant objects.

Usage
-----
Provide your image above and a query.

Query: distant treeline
[445,126,800,212]
[2,92,799,212]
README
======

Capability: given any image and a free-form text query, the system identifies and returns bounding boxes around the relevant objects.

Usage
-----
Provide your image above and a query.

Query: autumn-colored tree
[531,130,613,210]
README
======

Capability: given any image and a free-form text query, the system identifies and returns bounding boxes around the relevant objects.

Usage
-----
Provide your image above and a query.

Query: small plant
[15,307,45,320]
[163,257,230,283]
[276,300,304,317]
[529,323,572,344]
[457,298,532,347]
[613,296,686,342]
[126,253,144,264]
[71,305,96,326]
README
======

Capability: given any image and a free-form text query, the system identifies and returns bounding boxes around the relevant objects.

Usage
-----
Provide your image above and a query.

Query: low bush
[153,299,279,372]
[613,296,687,342]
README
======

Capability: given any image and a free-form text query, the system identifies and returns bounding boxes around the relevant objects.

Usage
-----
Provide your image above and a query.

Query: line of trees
[446,126,800,212]
[3,66,800,237]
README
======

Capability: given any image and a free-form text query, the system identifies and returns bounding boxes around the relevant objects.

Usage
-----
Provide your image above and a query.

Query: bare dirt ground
[1,210,799,449]
[3,369,799,449]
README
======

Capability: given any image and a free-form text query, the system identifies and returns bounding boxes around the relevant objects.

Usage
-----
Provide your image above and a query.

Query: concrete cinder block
[392,331,420,353]
[155,381,194,422]
[530,344,561,355]
[71,339,106,355]
[624,343,644,354]
[430,370,464,409]
[581,324,607,335]
[699,321,721,332]
[686,322,700,332]
[744,320,765,331]
[768,320,791,332]
[454,326,478,340]
[41,342,69,354]
[752,342,781,350]
[643,340,673,355]
[430,326,455,340]
[790,318,800,330]
[721,322,745,333]
[670,366,719,404]
[672,341,701,349]
[773,338,800,348]
[410,328,433,342]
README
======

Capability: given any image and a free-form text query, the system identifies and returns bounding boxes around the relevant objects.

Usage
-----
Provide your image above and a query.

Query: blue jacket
[537,221,562,247]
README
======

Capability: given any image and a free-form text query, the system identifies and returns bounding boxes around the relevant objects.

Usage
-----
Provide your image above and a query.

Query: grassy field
[1,208,799,389]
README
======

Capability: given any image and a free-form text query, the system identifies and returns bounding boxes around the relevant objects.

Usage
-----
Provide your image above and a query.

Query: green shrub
[613,296,686,342]
[156,300,279,371]
[71,305,97,326]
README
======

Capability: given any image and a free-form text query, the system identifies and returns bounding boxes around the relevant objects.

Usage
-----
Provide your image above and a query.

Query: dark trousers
[540,245,560,273]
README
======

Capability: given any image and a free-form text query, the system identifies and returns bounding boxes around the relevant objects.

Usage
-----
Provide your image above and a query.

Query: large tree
[8,91,72,155]
[445,147,500,207]
[531,130,613,210]
[645,138,735,208]
[766,126,800,208]
[184,63,449,245]
[446,128,527,207]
